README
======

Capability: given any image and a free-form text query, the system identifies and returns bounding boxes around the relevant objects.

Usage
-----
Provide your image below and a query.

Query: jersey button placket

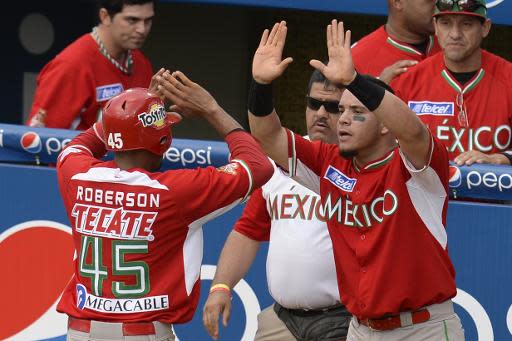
[360,234,366,240]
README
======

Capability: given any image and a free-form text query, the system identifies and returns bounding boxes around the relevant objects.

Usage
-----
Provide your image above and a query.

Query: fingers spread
[267,22,280,46]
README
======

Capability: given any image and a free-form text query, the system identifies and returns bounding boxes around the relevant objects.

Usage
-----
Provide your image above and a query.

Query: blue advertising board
[1,124,511,340]
[164,0,512,26]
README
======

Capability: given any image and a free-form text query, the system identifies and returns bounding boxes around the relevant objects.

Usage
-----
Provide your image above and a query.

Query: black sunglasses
[436,0,485,13]
[305,96,340,114]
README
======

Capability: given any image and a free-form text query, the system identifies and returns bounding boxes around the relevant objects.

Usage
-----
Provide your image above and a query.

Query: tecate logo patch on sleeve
[408,101,454,116]
[96,83,124,102]
[324,165,357,192]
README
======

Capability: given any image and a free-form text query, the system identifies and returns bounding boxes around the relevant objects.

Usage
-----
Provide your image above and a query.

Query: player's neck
[443,49,482,73]
[114,152,161,172]
[96,25,126,62]
[385,20,427,45]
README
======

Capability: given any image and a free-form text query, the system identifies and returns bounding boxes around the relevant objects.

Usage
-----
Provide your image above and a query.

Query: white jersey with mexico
[56,129,257,323]
[235,161,340,310]
[286,130,457,319]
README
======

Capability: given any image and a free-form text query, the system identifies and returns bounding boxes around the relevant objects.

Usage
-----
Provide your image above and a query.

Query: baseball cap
[434,0,487,19]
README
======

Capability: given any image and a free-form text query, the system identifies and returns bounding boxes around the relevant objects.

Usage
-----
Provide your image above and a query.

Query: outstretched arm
[248,21,293,171]
[311,20,431,169]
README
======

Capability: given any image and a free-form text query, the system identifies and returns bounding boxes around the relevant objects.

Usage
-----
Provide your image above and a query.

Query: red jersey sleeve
[166,130,273,226]
[233,188,271,241]
[56,124,107,187]
[28,58,93,129]
[286,129,330,194]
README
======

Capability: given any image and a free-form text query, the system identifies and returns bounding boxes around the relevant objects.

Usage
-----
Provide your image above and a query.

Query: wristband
[501,151,512,165]
[209,284,232,298]
[346,73,386,112]
[248,78,274,117]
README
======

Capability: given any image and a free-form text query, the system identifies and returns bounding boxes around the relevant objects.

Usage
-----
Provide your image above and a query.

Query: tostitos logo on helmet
[102,88,181,155]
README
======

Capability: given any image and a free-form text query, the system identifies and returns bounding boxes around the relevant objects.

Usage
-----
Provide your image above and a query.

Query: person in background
[352,0,441,84]
[392,0,512,165]
[203,70,351,341]
[27,0,156,130]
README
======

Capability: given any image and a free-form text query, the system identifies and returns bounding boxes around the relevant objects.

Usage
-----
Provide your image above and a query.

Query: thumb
[278,57,294,71]
[309,59,326,73]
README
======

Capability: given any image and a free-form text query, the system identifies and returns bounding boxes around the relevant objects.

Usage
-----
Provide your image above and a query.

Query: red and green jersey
[55,126,271,323]
[27,34,153,130]
[352,26,440,76]
[392,50,512,159]
[286,130,456,319]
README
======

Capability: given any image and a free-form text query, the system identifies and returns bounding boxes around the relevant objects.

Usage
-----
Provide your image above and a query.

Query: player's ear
[99,8,111,26]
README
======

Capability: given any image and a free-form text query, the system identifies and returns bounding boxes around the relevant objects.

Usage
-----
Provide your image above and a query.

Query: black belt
[275,302,349,317]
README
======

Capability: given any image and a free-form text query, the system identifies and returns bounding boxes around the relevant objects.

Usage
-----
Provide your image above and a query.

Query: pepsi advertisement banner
[1,123,511,201]
[1,163,512,340]
[165,0,512,26]
[0,123,229,170]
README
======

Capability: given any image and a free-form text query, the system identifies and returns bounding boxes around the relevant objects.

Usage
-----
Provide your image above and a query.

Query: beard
[339,148,358,159]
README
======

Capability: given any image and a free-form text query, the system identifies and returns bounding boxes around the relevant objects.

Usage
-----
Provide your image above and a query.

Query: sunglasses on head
[306,96,340,114]
[436,0,485,13]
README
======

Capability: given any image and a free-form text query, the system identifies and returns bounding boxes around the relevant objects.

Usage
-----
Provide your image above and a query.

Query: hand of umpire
[310,19,357,87]
[252,21,293,84]
[203,290,232,340]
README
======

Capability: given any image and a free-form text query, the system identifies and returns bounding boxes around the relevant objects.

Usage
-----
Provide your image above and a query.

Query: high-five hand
[252,21,293,84]
[310,20,356,86]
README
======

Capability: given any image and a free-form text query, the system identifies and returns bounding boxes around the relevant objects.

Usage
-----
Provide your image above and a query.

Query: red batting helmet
[102,88,181,155]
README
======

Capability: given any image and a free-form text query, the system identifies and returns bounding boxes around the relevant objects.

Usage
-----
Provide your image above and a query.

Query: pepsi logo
[20,131,42,154]
[449,165,462,188]
[0,220,73,340]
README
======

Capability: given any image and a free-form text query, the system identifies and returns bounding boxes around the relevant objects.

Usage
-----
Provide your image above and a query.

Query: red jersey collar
[353,149,395,173]
[384,27,435,56]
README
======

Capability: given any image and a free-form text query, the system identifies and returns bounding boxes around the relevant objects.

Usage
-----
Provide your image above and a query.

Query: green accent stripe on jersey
[288,132,297,177]
[365,150,395,170]
[441,69,485,94]
[386,37,422,56]
[443,320,450,341]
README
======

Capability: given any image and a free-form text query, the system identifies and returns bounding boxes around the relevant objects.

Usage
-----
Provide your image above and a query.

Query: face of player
[337,90,385,159]
[435,15,491,65]
[402,0,436,36]
[109,3,155,50]
[305,82,342,144]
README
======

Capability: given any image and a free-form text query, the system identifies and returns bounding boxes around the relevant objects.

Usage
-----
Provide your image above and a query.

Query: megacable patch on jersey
[324,165,357,192]
[408,101,454,116]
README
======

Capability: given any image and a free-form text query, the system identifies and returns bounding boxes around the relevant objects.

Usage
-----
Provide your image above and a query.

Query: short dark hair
[98,0,157,18]
[307,69,336,96]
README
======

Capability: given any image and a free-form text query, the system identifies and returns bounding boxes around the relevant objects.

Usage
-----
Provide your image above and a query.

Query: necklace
[91,26,133,75]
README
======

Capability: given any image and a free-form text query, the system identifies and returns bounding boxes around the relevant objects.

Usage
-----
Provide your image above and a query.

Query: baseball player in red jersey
[249,20,464,340]
[352,0,441,82]
[203,70,351,341]
[56,75,273,340]
[27,0,155,130]
[392,0,512,165]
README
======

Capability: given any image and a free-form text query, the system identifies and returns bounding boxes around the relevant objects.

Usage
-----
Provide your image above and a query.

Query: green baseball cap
[434,0,487,19]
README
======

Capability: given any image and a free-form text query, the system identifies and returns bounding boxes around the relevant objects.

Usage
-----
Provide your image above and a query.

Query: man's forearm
[212,230,260,288]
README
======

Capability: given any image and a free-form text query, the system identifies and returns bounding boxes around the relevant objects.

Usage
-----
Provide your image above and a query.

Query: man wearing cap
[352,0,441,82]
[392,0,512,165]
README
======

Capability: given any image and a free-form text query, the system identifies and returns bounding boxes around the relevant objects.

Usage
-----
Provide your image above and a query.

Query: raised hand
[252,21,293,84]
[310,20,356,86]
[203,291,232,340]
[156,71,220,119]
